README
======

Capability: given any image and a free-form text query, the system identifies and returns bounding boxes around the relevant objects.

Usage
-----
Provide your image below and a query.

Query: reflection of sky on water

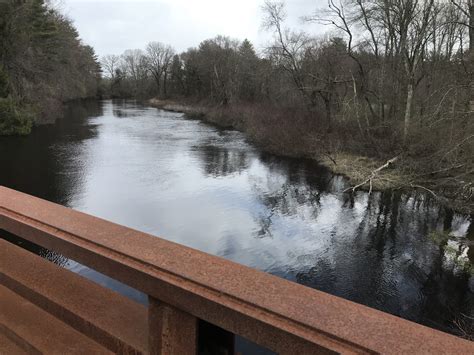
[0,99,472,339]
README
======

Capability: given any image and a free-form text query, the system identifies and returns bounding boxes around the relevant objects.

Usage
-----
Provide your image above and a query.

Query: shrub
[0,97,34,135]
[0,66,9,98]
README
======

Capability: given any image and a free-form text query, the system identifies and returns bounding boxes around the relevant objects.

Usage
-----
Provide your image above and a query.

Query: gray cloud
[63,0,327,57]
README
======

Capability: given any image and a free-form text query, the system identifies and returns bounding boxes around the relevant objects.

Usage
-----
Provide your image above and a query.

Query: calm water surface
[1,100,473,342]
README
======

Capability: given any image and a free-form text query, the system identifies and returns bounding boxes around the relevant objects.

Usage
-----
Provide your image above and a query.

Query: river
[0,99,472,349]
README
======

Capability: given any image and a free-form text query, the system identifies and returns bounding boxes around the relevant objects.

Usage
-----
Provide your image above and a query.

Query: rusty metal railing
[0,186,473,354]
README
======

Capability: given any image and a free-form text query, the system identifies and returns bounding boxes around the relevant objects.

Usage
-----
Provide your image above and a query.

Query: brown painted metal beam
[148,297,197,355]
[1,186,473,354]
[0,332,29,355]
[0,239,148,354]
[0,285,113,354]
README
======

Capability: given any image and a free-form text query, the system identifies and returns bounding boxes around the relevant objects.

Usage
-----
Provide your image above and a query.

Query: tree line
[0,0,101,135]
[101,0,474,142]
[102,0,473,205]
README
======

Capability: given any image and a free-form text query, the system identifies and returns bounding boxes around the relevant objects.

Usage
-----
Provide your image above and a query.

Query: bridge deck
[1,238,147,354]
[0,285,111,354]
[0,331,28,354]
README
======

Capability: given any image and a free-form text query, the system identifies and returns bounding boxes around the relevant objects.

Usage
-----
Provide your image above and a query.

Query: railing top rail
[1,186,472,354]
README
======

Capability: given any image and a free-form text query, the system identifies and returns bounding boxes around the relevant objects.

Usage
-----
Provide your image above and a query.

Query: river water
[1,100,473,344]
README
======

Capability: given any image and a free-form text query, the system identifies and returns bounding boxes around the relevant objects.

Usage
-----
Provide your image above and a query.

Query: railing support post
[148,296,197,355]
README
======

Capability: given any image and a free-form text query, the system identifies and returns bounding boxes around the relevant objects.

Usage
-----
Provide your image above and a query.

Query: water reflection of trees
[318,191,471,336]
[253,182,323,239]
[0,100,103,267]
[112,107,147,118]
[193,143,250,177]
[250,157,335,238]
[249,158,473,336]
[110,100,165,118]
[0,100,102,205]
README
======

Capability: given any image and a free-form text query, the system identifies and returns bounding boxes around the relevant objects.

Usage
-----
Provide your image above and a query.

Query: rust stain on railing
[0,186,473,354]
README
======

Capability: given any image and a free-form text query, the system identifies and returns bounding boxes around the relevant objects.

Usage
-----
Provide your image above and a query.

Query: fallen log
[343,156,399,195]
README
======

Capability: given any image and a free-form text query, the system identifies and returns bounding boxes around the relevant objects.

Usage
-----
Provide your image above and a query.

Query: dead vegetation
[149,98,473,213]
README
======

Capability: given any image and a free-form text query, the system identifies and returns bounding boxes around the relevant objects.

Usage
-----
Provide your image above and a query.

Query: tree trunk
[404,80,414,141]
[324,96,332,132]
[469,2,474,52]
[163,72,168,97]
[152,72,161,97]
[470,2,474,111]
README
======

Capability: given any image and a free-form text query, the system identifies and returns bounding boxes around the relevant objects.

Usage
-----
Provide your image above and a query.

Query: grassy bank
[149,98,473,214]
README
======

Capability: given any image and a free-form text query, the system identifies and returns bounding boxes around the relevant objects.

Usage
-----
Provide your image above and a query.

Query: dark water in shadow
[1,100,472,345]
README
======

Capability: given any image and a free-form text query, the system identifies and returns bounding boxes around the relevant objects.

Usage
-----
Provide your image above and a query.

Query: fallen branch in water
[344,156,399,195]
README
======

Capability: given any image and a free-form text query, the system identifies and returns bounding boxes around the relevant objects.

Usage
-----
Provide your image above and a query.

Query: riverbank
[149,98,473,214]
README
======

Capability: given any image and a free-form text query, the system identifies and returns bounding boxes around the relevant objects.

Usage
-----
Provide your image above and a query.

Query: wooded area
[101,0,473,210]
[0,0,100,135]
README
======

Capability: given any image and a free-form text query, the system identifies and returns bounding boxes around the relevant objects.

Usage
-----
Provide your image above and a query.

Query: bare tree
[262,1,316,107]
[122,49,148,96]
[449,1,474,110]
[396,0,438,139]
[304,0,380,125]
[450,0,474,50]
[146,42,175,96]
[101,54,120,79]
[308,0,439,139]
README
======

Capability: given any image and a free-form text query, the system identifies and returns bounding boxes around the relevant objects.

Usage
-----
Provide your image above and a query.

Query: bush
[0,66,10,98]
[0,97,34,135]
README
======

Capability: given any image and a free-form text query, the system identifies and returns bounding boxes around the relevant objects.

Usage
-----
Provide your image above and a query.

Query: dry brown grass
[320,153,408,190]
[149,98,206,116]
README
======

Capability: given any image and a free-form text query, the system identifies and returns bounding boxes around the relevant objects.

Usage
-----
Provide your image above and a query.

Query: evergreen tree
[0,0,100,134]
[237,39,259,101]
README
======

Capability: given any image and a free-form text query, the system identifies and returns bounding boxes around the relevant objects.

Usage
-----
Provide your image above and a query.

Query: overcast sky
[61,0,328,57]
